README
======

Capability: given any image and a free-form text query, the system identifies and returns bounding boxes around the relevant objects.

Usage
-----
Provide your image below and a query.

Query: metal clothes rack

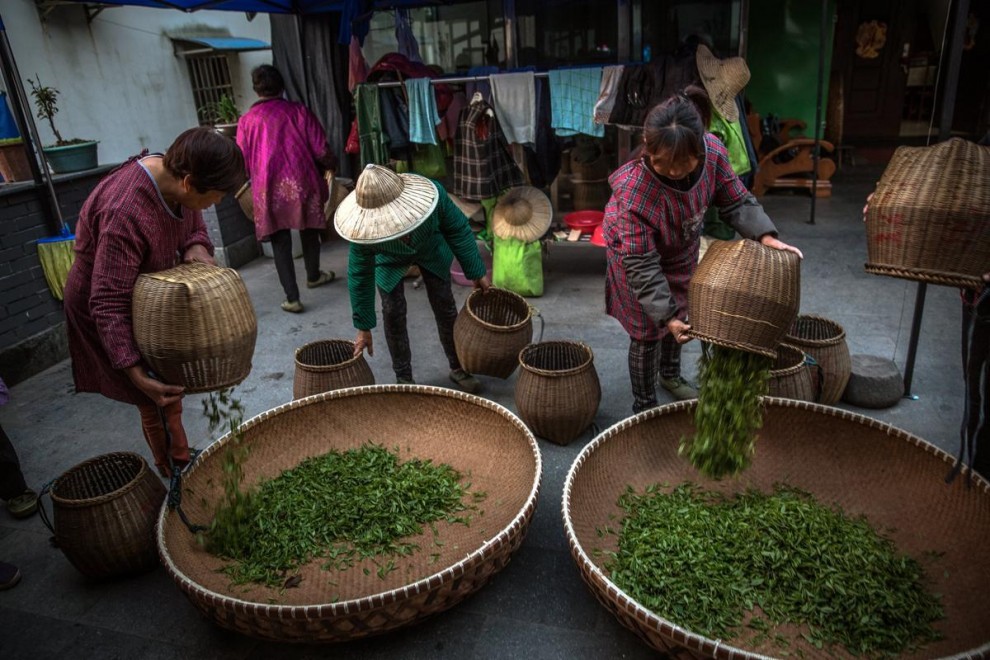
[371,71,550,89]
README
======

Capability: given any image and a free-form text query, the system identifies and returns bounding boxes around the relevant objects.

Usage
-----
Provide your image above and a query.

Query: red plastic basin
[563,210,604,234]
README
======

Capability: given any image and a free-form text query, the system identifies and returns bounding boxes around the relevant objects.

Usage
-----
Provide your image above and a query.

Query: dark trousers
[961,291,990,478]
[0,424,28,500]
[379,267,461,381]
[628,334,682,413]
[271,228,322,303]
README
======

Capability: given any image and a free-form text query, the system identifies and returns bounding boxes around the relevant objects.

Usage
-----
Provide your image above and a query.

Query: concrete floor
[0,164,971,659]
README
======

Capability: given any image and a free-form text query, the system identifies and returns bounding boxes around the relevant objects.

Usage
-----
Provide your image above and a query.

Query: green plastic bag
[410,143,447,179]
[493,235,543,297]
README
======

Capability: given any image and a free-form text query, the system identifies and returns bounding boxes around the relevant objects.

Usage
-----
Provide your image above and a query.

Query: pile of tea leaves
[200,443,483,588]
[602,482,944,656]
[680,343,771,478]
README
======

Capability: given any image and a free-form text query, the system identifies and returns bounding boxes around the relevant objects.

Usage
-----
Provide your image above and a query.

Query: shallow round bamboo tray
[158,385,541,643]
[293,339,375,399]
[563,399,990,658]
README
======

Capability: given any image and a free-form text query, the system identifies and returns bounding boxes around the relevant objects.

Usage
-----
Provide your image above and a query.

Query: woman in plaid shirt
[63,128,245,477]
[602,86,802,414]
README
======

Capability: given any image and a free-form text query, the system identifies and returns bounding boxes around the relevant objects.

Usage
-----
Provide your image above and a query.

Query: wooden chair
[746,113,836,198]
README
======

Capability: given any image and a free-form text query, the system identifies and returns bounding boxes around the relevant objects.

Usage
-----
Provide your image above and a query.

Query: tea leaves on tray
[602,483,943,656]
[680,343,771,478]
[201,443,481,588]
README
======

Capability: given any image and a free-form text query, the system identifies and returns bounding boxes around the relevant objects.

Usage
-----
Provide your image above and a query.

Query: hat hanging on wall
[695,44,751,122]
[492,187,553,243]
[334,164,439,244]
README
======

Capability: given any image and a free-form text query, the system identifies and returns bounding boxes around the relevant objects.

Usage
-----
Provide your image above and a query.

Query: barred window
[187,54,235,126]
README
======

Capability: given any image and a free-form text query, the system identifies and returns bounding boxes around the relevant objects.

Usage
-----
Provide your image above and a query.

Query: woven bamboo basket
[865,138,990,291]
[768,343,819,402]
[515,341,601,445]
[570,179,611,211]
[687,240,801,359]
[783,315,851,406]
[132,262,257,394]
[44,452,166,579]
[453,287,533,379]
[158,385,541,643]
[293,339,375,400]
[563,399,990,658]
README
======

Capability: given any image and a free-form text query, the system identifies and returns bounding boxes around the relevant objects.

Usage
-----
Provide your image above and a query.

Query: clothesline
[373,72,551,88]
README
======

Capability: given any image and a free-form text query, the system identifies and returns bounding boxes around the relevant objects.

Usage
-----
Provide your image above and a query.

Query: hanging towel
[549,68,604,138]
[348,36,369,93]
[490,71,536,145]
[395,9,423,64]
[405,77,440,145]
[354,83,389,168]
[594,65,624,125]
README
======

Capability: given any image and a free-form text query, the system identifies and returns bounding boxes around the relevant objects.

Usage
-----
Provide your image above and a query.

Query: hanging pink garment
[348,36,369,93]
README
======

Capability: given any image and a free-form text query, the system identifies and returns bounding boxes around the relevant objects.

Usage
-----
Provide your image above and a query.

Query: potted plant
[28,75,99,174]
[200,94,240,139]
[0,137,33,183]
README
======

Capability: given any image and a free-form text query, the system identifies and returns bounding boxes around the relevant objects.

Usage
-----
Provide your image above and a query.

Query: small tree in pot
[28,75,99,173]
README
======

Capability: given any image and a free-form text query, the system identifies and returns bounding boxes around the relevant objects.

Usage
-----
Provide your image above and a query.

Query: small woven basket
[158,385,541,643]
[687,240,801,359]
[46,452,166,579]
[454,288,533,379]
[865,138,990,291]
[133,262,257,393]
[563,399,990,658]
[293,339,375,400]
[515,341,601,445]
[768,343,819,402]
[783,315,851,405]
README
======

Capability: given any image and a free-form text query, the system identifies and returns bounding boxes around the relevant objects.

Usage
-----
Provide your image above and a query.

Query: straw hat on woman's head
[695,44,751,122]
[334,164,439,244]
[492,187,553,243]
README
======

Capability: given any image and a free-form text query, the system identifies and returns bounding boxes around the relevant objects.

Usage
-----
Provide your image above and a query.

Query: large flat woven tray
[563,398,990,659]
[158,385,541,643]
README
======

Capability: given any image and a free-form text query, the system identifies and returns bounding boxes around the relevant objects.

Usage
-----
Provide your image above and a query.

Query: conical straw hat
[334,164,439,244]
[695,44,750,122]
[492,187,553,243]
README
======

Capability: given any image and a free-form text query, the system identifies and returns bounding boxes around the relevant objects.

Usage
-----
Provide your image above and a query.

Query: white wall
[3,0,272,164]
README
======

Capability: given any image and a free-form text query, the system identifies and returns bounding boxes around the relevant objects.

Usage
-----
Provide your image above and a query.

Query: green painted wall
[746,0,835,137]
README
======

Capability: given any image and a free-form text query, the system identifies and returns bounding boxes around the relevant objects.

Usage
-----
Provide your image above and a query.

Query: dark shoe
[306,271,335,289]
[659,375,698,401]
[7,489,38,519]
[281,300,304,313]
[0,561,21,590]
[449,369,481,394]
[396,377,416,385]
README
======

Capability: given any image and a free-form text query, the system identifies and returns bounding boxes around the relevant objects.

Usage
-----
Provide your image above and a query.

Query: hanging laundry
[405,77,440,145]
[549,68,604,138]
[453,99,524,202]
[438,90,467,146]
[608,64,656,128]
[379,87,410,157]
[524,76,561,189]
[348,36,369,93]
[394,9,423,64]
[594,65,624,125]
[490,71,536,145]
[354,83,389,168]
[465,66,499,104]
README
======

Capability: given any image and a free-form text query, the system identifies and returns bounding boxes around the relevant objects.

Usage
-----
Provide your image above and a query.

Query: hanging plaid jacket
[453,100,523,202]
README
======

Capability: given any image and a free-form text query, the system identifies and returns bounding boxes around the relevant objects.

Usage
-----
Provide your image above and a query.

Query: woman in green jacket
[335,165,491,393]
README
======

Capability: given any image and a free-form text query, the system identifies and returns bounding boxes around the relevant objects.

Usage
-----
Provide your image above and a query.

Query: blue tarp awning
[171,36,271,53]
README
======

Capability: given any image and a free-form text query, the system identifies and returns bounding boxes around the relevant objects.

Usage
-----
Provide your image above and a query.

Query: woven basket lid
[492,187,553,243]
[334,165,439,244]
[695,44,750,122]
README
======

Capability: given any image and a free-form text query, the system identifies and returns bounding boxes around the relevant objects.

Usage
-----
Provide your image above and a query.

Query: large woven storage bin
[571,179,611,211]
[784,315,851,405]
[454,287,533,379]
[47,452,166,579]
[865,138,990,290]
[515,341,601,445]
[687,240,801,359]
[133,262,257,393]
[563,399,990,658]
[768,343,819,402]
[158,385,541,643]
[293,339,375,400]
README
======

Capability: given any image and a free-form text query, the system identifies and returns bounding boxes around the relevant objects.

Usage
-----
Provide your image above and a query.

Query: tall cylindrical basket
[44,452,166,579]
[293,339,375,399]
[783,315,851,405]
[515,341,601,445]
[454,288,533,379]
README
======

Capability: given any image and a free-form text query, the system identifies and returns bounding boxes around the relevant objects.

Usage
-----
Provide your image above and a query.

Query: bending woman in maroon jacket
[602,86,802,414]
[63,128,245,477]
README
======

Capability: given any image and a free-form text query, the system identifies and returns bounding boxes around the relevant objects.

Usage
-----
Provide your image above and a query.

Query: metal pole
[0,12,64,232]
[808,0,828,225]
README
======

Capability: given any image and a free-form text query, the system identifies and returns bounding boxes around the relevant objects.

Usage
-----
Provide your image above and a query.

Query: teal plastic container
[43,141,99,174]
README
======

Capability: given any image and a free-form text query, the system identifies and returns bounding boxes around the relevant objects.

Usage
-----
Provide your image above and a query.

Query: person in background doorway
[237,64,338,313]
[63,127,244,478]
[335,164,490,393]
[602,85,802,414]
